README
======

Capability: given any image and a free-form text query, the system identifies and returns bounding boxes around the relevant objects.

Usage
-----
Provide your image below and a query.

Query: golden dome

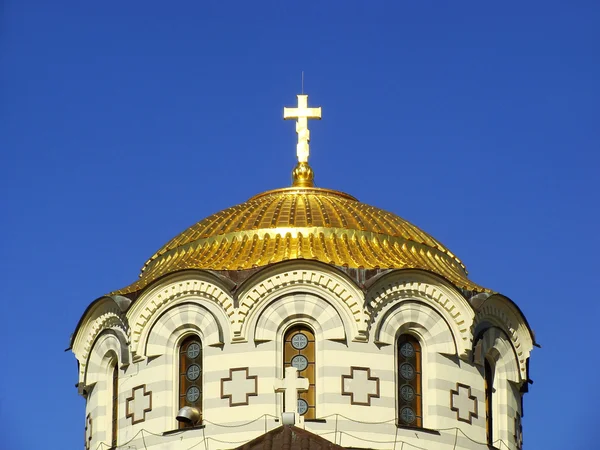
[112,186,488,295]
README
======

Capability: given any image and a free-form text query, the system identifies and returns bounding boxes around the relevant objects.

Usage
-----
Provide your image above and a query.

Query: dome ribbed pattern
[112,187,488,295]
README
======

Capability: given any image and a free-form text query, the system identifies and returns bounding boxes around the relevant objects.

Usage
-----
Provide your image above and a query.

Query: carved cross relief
[341,367,381,406]
[450,383,478,424]
[274,366,309,415]
[221,368,258,407]
[125,385,153,425]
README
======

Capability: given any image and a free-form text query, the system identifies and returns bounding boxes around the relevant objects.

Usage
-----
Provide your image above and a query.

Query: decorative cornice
[367,274,473,356]
[128,275,234,356]
[236,265,367,342]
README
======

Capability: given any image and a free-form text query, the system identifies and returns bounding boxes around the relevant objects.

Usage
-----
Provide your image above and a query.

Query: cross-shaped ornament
[125,385,153,425]
[274,366,309,421]
[284,94,321,164]
[450,383,478,424]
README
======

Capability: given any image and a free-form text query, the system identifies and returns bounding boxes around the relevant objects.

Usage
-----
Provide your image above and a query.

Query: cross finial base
[292,162,314,187]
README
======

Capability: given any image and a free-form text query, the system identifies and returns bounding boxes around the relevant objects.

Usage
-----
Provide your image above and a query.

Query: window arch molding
[140,302,220,431]
[85,331,128,388]
[377,301,458,430]
[474,326,522,447]
[253,291,346,343]
[128,272,234,357]
[366,270,474,357]
[237,261,367,342]
[374,300,457,356]
[143,301,225,358]
[84,342,120,450]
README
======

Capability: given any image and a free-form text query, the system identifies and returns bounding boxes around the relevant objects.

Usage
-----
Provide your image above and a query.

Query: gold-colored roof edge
[109,262,493,298]
[248,186,358,202]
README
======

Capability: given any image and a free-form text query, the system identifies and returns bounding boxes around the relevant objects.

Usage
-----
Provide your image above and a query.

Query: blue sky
[2,2,598,449]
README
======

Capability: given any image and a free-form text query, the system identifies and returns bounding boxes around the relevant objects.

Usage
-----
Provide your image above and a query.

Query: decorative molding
[125,385,153,425]
[254,293,346,343]
[79,311,129,382]
[129,276,234,355]
[450,383,478,424]
[220,368,258,407]
[341,367,380,406]
[237,266,368,341]
[473,297,532,380]
[374,301,457,355]
[143,302,223,358]
[83,332,123,387]
[367,275,473,357]
[475,327,520,383]
[84,413,92,450]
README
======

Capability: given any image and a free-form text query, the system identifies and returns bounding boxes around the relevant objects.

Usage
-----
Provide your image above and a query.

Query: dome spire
[284,93,322,187]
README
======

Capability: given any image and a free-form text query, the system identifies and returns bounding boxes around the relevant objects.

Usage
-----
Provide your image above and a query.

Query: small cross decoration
[274,366,309,417]
[450,383,478,424]
[221,367,258,407]
[126,384,153,425]
[341,367,380,406]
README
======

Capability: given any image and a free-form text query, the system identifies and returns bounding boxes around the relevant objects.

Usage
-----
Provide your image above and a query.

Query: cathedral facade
[70,95,535,450]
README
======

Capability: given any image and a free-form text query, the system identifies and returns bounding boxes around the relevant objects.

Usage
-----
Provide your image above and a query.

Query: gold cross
[284,94,322,163]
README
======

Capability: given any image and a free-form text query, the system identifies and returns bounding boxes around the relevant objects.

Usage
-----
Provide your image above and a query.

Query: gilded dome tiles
[111,187,489,295]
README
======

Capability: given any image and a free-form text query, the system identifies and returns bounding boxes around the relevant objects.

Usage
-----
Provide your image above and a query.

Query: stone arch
[127,271,234,357]
[72,296,129,384]
[143,301,224,358]
[367,270,474,357]
[236,261,367,342]
[374,300,457,356]
[475,326,522,447]
[253,292,346,343]
[473,294,533,381]
[475,326,520,384]
[84,330,126,387]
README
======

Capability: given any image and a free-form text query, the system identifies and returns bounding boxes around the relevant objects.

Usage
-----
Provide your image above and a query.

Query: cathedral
[70,94,535,450]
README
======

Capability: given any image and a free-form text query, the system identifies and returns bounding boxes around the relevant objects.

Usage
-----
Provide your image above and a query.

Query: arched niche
[127,271,233,357]
[367,270,473,357]
[72,297,129,384]
[143,301,224,358]
[236,261,367,342]
[472,293,534,381]
[374,300,457,356]
[253,292,346,343]
[474,326,520,384]
[84,330,128,388]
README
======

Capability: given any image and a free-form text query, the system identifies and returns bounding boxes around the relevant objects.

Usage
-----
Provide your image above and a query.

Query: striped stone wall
[73,261,532,450]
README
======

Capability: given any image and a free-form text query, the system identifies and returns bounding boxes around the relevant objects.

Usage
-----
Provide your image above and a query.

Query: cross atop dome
[284,94,321,187]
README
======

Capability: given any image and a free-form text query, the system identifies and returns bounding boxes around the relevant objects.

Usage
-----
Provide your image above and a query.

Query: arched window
[111,363,118,448]
[397,334,422,427]
[283,325,316,419]
[484,358,494,445]
[179,335,203,428]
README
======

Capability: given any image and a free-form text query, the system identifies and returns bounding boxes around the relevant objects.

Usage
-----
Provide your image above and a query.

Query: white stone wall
[73,261,533,450]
